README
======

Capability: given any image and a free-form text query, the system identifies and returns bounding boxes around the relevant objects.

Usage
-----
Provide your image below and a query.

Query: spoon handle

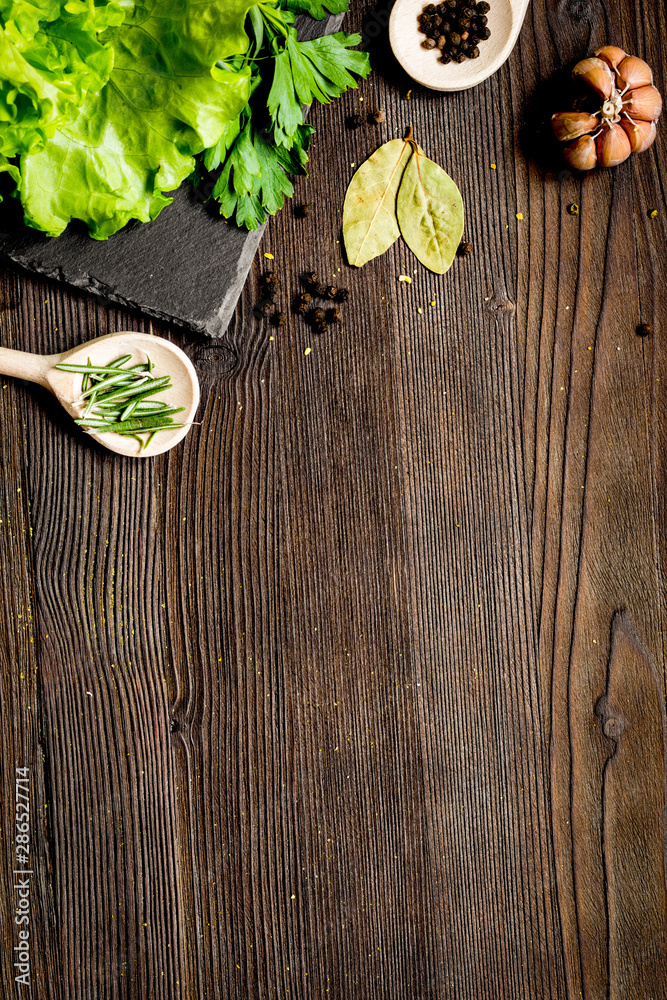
[0,348,55,385]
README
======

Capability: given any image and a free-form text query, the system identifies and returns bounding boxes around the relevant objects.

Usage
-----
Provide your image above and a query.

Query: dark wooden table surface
[1,1,666,997]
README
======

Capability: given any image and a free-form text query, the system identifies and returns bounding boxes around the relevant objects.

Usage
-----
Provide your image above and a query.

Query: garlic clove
[616,55,653,91]
[563,135,598,170]
[621,117,657,153]
[573,57,614,99]
[597,122,632,167]
[551,111,599,142]
[623,84,663,122]
[594,45,628,71]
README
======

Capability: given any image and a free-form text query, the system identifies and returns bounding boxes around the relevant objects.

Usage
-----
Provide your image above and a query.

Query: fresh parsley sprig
[200,0,370,230]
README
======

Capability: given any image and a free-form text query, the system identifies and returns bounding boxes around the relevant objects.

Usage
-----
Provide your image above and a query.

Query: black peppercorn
[326,308,342,324]
[310,307,326,323]
[425,3,436,11]
[457,240,473,256]
[478,25,490,38]
[347,113,365,129]
[637,323,652,337]
[272,312,287,327]
[476,14,488,24]
[423,37,436,47]
[315,282,328,297]
[440,19,451,30]
[325,286,338,299]
[262,272,279,290]
[334,288,349,303]
[440,52,451,63]
[299,203,312,217]
[370,109,386,123]
[469,45,480,57]
[436,35,446,48]
[477,1,490,11]
[432,13,442,24]
[449,31,461,45]
[303,271,319,288]
[255,301,272,319]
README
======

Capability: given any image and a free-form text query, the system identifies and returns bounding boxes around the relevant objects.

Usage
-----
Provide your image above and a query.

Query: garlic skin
[551,112,600,141]
[563,135,598,171]
[597,121,631,167]
[553,48,662,170]
[616,56,653,90]
[621,117,657,153]
[594,46,627,71]
[623,85,663,122]
[572,57,614,99]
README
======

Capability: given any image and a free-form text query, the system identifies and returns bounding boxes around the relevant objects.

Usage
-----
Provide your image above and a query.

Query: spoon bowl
[0,331,200,457]
[389,0,530,92]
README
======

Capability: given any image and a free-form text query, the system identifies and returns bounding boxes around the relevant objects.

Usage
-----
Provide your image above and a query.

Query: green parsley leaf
[268,31,370,147]
[280,0,349,18]
[213,122,313,229]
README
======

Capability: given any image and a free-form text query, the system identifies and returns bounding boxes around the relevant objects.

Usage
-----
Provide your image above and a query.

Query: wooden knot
[487,296,515,314]
[194,343,237,375]
[595,695,625,741]
[567,0,592,21]
[603,717,625,740]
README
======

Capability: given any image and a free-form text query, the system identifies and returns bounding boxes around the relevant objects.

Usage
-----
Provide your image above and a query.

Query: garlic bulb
[552,47,661,169]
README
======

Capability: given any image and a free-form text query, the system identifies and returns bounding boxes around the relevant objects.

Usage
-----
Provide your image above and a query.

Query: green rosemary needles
[56,354,184,451]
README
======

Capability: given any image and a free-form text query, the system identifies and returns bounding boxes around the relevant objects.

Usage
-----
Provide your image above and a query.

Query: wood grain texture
[0,0,665,997]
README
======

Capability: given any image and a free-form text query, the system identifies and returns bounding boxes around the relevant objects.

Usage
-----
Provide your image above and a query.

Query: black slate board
[0,13,343,339]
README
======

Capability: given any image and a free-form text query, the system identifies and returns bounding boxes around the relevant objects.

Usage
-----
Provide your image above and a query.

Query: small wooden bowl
[389,0,531,93]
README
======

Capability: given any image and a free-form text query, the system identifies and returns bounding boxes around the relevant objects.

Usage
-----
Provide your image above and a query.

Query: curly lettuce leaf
[18,0,259,238]
[0,0,130,160]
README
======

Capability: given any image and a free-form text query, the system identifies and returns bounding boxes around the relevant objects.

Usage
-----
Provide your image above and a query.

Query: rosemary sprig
[57,354,185,451]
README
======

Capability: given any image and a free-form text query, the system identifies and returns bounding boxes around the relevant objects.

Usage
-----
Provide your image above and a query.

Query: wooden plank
[0,0,665,996]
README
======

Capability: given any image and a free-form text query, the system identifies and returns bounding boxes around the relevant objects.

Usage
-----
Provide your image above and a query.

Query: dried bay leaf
[396,147,464,274]
[343,137,413,267]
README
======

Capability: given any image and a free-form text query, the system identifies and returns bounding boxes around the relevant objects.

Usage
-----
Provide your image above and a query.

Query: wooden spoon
[389,0,531,92]
[0,331,200,458]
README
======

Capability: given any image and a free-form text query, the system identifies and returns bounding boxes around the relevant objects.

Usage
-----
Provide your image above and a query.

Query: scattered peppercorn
[567,203,580,216]
[310,307,326,325]
[294,292,312,315]
[369,109,386,124]
[299,203,313,217]
[303,271,319,289]
[261,272,279,290]
[417,0,492,62]
[457,240,473,256]
[315,282,328,297]
[254,301,272,319]
[637,322,653,336]
[334,288,350,303]
[272,312,287,327]
[347,113,365,129]
[326,308,342,324]
[325,286,339,300]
